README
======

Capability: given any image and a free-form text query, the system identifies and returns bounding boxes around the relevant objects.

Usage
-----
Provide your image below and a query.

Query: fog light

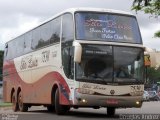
[136,101,140,105]
[82,99,87,103]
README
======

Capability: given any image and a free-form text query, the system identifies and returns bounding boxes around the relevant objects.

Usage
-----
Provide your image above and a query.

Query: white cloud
[141,23,160,50]
[0,15,39,49]
[0,0,159,50]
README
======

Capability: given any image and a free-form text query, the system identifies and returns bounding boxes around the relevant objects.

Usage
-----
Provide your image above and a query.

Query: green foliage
[132,0,160,38]
[154,31,160,38]
[132,0,160,16]
[147,67,160,84]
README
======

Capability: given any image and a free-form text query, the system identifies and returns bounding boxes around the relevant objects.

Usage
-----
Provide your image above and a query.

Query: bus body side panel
[3,60,18,102]
[16,71,71,105]
[3,45,72,105]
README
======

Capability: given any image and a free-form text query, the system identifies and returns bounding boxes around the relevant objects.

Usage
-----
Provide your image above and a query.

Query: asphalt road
[0,102,160,120]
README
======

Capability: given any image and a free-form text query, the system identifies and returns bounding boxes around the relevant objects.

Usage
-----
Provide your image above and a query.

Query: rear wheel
[18,91,28,112]
[155,97,159,101]
[55,89,70,115]
[47,105,55,112]
[11,92,18,112]
[107,107,115,116]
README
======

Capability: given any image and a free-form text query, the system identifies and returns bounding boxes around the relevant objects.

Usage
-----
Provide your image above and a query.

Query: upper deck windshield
[75,12,142,44]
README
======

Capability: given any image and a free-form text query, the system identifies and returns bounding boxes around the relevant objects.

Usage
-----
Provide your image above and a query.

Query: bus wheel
[55,89,70,115]
[12,92,18,112]
[47,105,55,112]
[18,92,28,112]
[107,107,115,116]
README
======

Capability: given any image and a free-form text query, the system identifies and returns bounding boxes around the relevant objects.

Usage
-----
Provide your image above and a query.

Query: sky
[0,0,160,50]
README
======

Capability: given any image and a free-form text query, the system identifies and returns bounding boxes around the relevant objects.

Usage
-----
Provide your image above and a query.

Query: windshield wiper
[94,75,109,85]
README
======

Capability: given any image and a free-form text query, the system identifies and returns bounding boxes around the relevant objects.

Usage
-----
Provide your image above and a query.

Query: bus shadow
[66,110,119,119]
[27,109,119,119]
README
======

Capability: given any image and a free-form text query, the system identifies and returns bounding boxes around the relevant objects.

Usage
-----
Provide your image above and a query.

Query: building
[145,48,160,68]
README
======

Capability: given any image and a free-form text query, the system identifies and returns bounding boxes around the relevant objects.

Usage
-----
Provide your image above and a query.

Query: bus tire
[55,89,70,115]
[18,91,28,112]
[47,105,55,112]
[12,92,18,112]
[107,107,115,116]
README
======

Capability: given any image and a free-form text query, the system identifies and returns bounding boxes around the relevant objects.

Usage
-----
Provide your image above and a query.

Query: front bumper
[73,93,143,108]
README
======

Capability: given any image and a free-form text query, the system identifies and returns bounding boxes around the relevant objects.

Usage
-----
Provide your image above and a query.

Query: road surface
[0,102,160,120]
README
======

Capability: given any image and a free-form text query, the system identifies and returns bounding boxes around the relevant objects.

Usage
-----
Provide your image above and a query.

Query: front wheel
[55,89,70,115]
[18,91,28,112]
[107,107,115,116]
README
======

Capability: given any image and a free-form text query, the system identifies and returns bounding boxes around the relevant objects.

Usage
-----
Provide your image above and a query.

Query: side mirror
[73,41,82,63]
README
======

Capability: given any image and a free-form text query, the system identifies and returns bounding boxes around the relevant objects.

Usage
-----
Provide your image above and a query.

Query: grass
[0,102,12,107]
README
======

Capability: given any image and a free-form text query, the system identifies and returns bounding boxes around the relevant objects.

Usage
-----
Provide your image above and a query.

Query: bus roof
[6,7,134,44]
[36,7,134,29]
[42,8,134,25]
[63,7,134,15]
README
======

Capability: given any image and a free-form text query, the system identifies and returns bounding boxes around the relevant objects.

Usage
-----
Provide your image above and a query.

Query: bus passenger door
[61,46,75,100]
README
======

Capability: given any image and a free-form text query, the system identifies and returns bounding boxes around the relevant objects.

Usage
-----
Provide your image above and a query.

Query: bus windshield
[75,12,142,44]
[76,45,144,84]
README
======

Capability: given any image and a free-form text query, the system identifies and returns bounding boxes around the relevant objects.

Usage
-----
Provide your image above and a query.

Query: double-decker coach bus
[3,8,144,115]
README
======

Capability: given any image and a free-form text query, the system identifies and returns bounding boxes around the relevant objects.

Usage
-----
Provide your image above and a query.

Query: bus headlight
[82,99,87,103]
[76,88,95,95]
[136,101,140,105]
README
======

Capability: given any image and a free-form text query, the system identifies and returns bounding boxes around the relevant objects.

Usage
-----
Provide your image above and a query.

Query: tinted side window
[62,14,74,42]
[24,31,32,53]
[50,17,61,44]
[62,47,74,79]
[32,27,41,49]
[7,40,17,59]
[4,44,8,60]
[40,22,52,47]
[16,35,25,56]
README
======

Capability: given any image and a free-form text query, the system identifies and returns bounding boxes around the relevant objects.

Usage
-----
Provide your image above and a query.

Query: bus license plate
[106,99,118,104]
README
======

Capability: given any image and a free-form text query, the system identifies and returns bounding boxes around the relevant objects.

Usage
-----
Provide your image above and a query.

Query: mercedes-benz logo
[110,90,115,95]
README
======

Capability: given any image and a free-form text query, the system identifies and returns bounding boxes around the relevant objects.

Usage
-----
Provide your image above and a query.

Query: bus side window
[32,27,41,49]
[62,47,74,79]
[7,41,17,59]
[4,44,8,57]
[62,13,74,42]
[24,31,32,53]
[40,22,51,46]
[4,44,8,59]
[50,17,61,44]
[16,35,25,56]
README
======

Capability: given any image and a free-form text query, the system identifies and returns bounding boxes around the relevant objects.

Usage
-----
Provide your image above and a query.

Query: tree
[132,0,160,38]
[0,50,4,81]
[147,67,160,84]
